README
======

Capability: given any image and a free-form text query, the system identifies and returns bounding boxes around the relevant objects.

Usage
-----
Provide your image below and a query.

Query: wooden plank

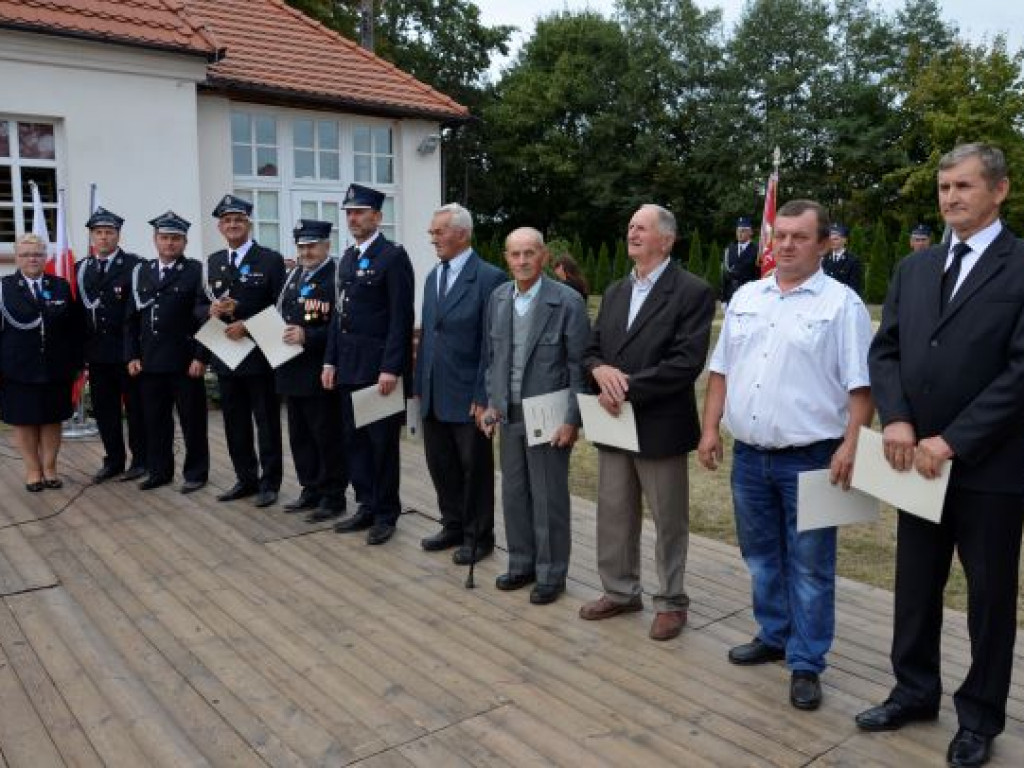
[0,626,65,768]
[0,525,59,596]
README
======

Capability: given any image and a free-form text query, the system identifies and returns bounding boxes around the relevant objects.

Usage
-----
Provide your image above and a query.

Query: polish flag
[759,170,778,277]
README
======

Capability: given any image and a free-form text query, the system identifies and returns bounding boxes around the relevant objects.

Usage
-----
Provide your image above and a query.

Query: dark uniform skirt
[0,379,73,426]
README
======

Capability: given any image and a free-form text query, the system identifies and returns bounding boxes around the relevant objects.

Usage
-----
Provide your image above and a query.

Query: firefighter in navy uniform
[277,219,349,521]
[125,211,209,493]
[323,183,414,546]
[197,194,287,508]
[77,207,147,483]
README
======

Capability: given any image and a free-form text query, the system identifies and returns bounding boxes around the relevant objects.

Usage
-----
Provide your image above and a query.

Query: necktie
[97,259,108,277]
[159,266,169,283]
[438,261,451,303]
[941,242,972,311]
[230,250,239,269]
[31,280,43,304]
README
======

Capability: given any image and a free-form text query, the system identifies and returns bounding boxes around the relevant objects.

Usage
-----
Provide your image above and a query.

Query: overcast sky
[475,0,1024,78]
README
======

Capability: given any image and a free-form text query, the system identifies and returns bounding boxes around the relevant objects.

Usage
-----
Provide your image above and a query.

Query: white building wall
[0,31,208,267]
[398,119,444,318]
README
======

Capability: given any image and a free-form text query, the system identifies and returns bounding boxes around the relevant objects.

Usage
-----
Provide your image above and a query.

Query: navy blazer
[414,252,507,422]
[76,249,142,365]
[125,257,207,374]
[583,262,715,458]
[324,234,415,389]
[196,242,286,376]
[869,226,1024,494]
[275,258,337,398]
[823,251,863,296]
[721,241,759,303]
[0,273,84,383]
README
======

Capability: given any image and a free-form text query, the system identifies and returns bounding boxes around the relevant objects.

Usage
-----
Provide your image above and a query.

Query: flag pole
[63,185,98,439]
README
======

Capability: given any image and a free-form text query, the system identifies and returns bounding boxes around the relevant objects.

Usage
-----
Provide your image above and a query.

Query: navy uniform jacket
[324,234,415,389]
[0,273,84,383]
[276,258,337,397]
[414,252,508,423]
[75,249,142,365]
[721,241,759,303]
[823,250,864,295]
[196,243,286,376]
[125,258,208,374]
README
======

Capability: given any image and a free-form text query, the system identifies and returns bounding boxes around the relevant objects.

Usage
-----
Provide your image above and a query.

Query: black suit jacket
[275,258,337,398]
[324,234,415,390]
[0,273,84,382]
[869,226,1024,494]
[76,249,142,365]
[721,241,759,303]
[126,257,207,374]
[583,262,715,458]
[196,242,286,376]
[823,250,863,295]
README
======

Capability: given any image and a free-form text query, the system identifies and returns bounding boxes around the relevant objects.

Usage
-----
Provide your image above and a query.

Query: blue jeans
[731,440,840,673]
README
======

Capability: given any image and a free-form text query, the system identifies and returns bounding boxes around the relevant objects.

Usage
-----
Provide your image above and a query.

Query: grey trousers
[596,449,690,612]
[499,420,572,587]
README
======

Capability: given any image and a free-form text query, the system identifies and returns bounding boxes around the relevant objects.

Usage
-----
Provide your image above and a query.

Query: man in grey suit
[580,204,715,641]
[415,204,508,564]
[480,228,590,605]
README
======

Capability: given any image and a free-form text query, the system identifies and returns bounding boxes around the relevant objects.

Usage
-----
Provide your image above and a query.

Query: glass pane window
[0,118,60,246]
[293,118,340,181]
[294,119,314,149]
[232,111,278,178]
[18,123,55,160]
[353,124,395,186]
[0,121,9,158]
[320,151,340,180]
[233,188,280,251]
[295,149,315,179]
[380,196,396,241]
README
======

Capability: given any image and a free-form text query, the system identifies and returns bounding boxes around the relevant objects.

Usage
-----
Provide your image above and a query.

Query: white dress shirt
[709,268,873,448]
[437,248,472,298]
[627,256,671,328]
[945,218,1003,298]
[513,278,542,317]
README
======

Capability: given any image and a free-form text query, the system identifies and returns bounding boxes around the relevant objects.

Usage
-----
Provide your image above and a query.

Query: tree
[864,221,891,303]
[612,241,629,279]
[704,239,723,294]
[687,230,704,275]
[594,245,612,294]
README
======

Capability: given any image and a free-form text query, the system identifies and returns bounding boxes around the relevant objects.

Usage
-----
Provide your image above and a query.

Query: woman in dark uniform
[0,234,84,491]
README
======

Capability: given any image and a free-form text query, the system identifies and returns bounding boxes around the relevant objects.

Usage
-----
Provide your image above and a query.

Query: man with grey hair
[580,204,715,640]
[858,142,1024,767]
[415,203,507,564]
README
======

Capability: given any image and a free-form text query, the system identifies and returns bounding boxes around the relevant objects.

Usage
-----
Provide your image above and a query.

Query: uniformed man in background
[198,194,287,508]
[78,207,147,483]
[323,184,414,545]
[277,219,349,521]
[125,211,209,493]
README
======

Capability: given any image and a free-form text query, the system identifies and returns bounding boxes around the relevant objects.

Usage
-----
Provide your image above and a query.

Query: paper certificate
[195,316,255,371]
[577,393,640,452]
[797,469,880,532]
[523,389,570,446]
[245,306,303,369]
[850,426,951,523]
[351,379,405,429]
[406,397,422,440]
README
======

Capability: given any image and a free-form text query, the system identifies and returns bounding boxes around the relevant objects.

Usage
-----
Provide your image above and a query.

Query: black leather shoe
[421,529,463,552]
[119,466,147,482]
[366,523,395,545]
[217,482,258,502]
[855,699,940,732]
[452,542,494,565]
[139,476,170,491]
[495,572,536,591]
[284,489,321,512]
[253,490,278,508]
[790,671,822,711]
[947,727,993,767]
[530,584,564,605]
[728,638,786,665]
[306,499,345,523]
[180,480,206,494]
[93,464,123,483]
[334,511,374,533]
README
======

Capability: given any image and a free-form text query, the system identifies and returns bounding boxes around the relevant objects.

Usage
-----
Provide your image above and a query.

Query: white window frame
[0,117,61,251]
[231,111,280,180]
[353,123,396,186]
[292,117,342,183]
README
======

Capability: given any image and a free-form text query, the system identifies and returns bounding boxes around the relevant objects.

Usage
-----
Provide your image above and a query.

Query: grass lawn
[570,297,1024,626]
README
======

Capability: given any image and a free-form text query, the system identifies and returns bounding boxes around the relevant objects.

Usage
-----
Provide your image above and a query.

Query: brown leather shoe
[649,610,687,641]
[579,594,643,621]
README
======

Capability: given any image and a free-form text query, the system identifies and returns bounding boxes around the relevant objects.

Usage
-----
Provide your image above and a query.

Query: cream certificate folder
[196,317,255,371]
[245,306,303,369]
[851,426,951,523]
[797,469,880,532]
[351,379,405,429]
[523,389,571,446]
[577,394,639,452]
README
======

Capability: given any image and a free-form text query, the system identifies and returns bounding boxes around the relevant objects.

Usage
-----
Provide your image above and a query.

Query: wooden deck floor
[0,419,1022,767]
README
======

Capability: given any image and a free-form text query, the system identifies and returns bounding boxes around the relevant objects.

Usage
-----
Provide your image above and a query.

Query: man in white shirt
[698,199,874,711]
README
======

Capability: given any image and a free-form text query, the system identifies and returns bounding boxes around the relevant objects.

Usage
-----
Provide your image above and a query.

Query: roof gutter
[0,22,221,61]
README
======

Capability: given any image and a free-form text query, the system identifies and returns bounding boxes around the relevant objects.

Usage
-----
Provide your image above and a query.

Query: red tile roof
[0,0,468,121]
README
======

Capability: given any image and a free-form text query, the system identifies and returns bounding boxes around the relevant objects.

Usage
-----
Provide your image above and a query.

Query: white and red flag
[758,169,778,277]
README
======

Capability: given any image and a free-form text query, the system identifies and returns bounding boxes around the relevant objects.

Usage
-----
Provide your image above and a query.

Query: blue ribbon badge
[239,264,251,276]
[300,283,314,297]
[358,257,370,270]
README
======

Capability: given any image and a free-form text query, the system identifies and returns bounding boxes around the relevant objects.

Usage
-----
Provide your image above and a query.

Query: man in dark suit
[721,216,759,303]
[125,211,209,493]
[480,227,590,605]
[323,183,415,545]
[276,220,348,521]
[858,143,1024,768]
[77,207,146,483]
[197,194,287,508]
[823,224,863,295]
[579,204,715,641]
[415,203,507,564]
